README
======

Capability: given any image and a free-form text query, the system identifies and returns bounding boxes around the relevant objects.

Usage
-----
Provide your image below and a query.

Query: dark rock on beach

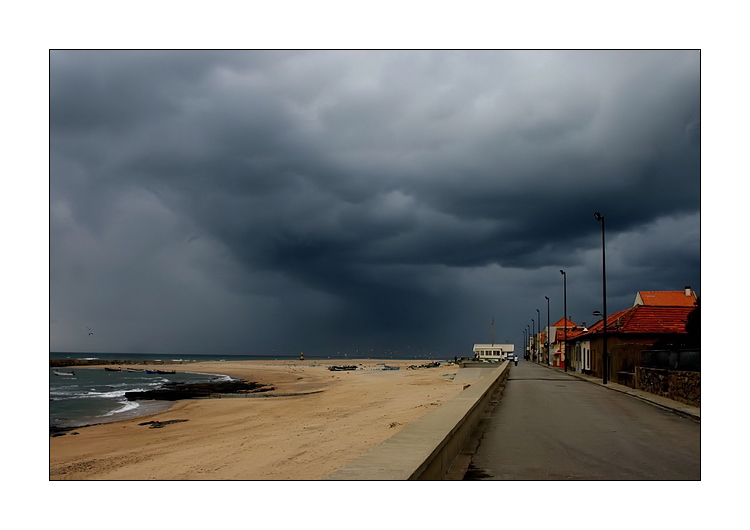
[50,425,94,437]
[125,380,272,401]
[138,419,189,428]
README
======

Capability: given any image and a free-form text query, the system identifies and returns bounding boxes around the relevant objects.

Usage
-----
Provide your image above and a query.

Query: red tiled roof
[566,328,588,340]
[636,290,697,307]
[555,327,587,341]
[553,317,576,328]
[580,305,693,337]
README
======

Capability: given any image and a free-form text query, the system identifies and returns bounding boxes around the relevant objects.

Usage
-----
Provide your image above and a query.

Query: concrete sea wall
[324,362,510,480]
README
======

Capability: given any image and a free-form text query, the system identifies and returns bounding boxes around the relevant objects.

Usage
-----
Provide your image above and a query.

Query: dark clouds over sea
[49,50,700,356]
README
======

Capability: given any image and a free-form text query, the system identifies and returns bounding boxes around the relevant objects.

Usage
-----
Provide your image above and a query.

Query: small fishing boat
[145,370,158,374]
[126,368,144,372]
[155,369,176,374]
[104,367,122,372]
[328,365,358,371]
[53,370,75,376]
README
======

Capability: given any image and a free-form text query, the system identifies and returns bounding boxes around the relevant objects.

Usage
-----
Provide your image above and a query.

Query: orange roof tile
[579,305,693,337]
[566,328,588,340]
[553,326,588,342]
[553,317,576,328]
[635,290,697,307]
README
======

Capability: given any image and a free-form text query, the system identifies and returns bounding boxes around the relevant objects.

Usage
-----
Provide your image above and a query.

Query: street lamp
[526,324,531,359]
[593,310,605,373]
[594,212,608,385]
[523,328,527,360]
[544,296,550,366]
[536,309,540,363]
[560,269,567,372]
[531,318,535,362]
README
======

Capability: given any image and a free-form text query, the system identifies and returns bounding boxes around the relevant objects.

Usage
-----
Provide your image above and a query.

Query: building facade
[473,343,515,361]
[542,317,575,367]
[568,305,695,382]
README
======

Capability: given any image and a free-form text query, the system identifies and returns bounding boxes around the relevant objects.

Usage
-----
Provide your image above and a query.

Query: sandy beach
[49,359,464,480]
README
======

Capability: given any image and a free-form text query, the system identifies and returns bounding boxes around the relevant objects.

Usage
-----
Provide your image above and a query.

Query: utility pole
[595,212,608,385]
[560,269,568,372]
[545,296,550,366]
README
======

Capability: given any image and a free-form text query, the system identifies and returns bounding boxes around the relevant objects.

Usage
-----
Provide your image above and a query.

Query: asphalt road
[467,360,700,480]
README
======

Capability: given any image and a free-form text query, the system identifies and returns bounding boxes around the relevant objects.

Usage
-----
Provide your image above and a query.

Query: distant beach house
[473,343,515,361]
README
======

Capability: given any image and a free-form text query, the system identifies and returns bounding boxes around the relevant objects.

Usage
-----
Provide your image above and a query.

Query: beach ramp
[451,368,484,384]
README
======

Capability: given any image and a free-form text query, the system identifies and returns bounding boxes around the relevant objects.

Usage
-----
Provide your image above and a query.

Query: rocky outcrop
[50,426,81,437]
[138,419,189,428]
[125,380,273,401]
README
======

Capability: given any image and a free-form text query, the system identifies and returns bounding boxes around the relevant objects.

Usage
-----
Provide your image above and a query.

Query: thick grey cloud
[50,50,700,356]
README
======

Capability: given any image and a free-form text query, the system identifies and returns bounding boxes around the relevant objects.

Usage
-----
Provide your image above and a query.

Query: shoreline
[50,358,463,480]
[50,366,241,431]
[50,399,176,435]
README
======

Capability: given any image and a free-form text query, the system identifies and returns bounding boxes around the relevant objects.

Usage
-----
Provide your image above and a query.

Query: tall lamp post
[544,296,550,366]
[594,212,608,385]
[536,309,541,364]
[560,270,567,372]
[531,319,535,362]
[523,328,527,360]
[527,325,531,362]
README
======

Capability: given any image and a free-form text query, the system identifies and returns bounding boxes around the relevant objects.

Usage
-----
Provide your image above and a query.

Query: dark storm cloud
[50,50,700,354]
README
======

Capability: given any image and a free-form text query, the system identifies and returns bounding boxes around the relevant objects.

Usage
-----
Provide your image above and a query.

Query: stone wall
[636,367,700,408]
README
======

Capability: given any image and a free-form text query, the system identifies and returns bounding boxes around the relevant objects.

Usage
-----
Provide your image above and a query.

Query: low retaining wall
[636,367,700,407]
[324,362,510,480]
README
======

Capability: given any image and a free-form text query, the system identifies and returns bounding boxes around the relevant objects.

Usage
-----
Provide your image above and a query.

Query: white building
[473,343,515,361]
[572,337,592,374]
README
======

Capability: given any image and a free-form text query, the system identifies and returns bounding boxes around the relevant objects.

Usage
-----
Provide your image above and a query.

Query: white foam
[101,400,140,416]
[83,387,151,399]
[188,372,233,381]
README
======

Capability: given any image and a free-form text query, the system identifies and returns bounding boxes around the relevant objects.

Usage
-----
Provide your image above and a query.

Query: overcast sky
[49,50,700,356]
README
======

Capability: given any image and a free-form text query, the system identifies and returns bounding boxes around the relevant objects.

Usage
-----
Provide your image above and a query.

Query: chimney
[685,286,692,297]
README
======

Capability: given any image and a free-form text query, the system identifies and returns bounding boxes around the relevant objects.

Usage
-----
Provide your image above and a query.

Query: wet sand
[49,359,462,480]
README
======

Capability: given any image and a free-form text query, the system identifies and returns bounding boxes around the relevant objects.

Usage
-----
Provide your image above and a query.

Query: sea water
[49,367,232,428]
[50,350,447,363]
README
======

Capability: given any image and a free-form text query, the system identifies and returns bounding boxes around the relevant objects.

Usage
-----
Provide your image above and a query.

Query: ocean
[50,350,447,363]
[50,351,448,428]
[49,368,234,429]
[49,356,237,428]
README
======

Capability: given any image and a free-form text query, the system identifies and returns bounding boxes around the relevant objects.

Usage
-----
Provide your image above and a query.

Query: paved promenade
[466,360,700,480]
[538,362,700,421]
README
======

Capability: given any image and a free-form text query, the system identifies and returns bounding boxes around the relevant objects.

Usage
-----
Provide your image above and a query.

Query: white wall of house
[573,340,591,372]
[473,343,515,360]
